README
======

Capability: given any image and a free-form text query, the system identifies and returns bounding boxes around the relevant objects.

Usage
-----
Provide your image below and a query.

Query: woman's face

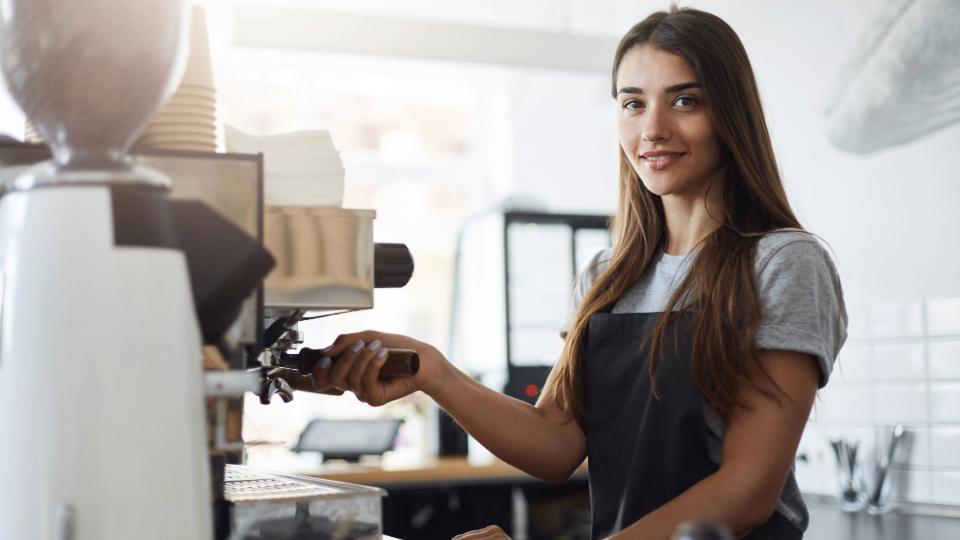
[616,46,722,199]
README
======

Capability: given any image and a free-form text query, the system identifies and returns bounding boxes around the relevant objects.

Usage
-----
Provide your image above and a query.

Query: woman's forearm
[612,469,771,540]
[423,363,585,483]
[307,330,585,482]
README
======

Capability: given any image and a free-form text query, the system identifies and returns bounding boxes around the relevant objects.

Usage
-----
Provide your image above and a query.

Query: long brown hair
[548,5,842,425]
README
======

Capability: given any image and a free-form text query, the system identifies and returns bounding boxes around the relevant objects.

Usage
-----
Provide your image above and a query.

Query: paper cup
[134,140,215,150]
[139,133,217,144]
[180,5,215,89]
[159,104,217,116]
[166,94,216,108]
[172,87,215,100]
[143,122,216,135]
[25,121,41,136]
[176,83,216,96]
[153,112,217,127]
[146,142,216,152]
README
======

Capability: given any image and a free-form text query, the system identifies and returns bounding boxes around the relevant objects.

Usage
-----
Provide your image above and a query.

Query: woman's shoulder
[750,229,848,387]
[754,228,837,276]
[578,247,614,291]
[567,247,614,323]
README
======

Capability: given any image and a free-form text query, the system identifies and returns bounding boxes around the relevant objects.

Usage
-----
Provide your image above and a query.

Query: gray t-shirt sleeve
[562,248,612,336]
[753,238,848,388]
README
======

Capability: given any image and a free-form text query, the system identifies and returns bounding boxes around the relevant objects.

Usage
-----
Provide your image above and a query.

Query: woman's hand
[310,330,449,406]
[453,526,511,540]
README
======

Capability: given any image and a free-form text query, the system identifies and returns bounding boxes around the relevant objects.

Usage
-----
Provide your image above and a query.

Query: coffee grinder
[0,1,274,539]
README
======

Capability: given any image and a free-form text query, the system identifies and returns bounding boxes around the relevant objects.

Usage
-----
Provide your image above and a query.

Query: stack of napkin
[225,125,345,207]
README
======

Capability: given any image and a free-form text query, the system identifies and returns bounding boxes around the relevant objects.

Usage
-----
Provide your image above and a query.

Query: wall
[805,295,960,505]
[495,0,960,505]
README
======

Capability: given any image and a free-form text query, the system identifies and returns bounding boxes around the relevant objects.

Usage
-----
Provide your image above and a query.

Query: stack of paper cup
[24,120,43,144]
[225,124,345,207]
[137,4,216,152]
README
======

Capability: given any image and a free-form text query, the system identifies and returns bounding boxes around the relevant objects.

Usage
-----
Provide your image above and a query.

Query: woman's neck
[661,180,725,256]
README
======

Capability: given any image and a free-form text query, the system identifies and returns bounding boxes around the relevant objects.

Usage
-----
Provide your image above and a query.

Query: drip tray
[225,465,384,540]
[225,469,341,503]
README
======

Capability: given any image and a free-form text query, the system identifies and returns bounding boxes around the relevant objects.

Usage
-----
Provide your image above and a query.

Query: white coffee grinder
[0,1,273,538]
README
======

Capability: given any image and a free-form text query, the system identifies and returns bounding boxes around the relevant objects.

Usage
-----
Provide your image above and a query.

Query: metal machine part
[255,240,417,402]
[260,377,295,405]
[263,206,376,312]
[255,240,415,401]
[205,371,261,397]
[260,242,414,343]
[274,329,305,350]
[224,466,384,540]
[110,189,275,345]
[0,142,266,347]
[0,143,419,353]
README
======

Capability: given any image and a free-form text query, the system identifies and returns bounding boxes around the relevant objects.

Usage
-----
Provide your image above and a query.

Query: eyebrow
[616,82,701,96]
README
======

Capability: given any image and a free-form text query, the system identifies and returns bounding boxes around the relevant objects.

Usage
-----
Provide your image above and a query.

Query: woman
[304,5,847,539]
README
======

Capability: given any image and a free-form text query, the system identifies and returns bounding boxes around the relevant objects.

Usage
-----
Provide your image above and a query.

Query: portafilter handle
[278,347,420,396]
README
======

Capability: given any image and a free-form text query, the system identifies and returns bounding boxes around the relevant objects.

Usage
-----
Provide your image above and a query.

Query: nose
[641,106,671,143]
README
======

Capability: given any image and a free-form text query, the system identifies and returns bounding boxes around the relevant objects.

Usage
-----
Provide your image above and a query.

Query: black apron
[583,308,802,539]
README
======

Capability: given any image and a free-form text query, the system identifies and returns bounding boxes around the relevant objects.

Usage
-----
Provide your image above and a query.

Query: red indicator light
[525,384,538,397]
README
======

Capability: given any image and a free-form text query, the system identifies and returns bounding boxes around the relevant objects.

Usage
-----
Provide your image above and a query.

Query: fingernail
[319,356,331,369]
[321,345,334,353]
[377,347,388,359]
[350,341,365,353]
[368,340,382,351]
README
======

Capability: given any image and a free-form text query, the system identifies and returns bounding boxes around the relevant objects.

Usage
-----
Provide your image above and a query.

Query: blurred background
[3,0,959,512]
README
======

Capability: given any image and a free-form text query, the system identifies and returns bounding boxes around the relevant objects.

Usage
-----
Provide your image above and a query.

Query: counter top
[805,500,960,540]
[305,456,587,488]
[300,459,960,538]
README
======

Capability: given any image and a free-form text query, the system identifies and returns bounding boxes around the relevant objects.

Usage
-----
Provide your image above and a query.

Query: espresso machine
[0,1,413,539]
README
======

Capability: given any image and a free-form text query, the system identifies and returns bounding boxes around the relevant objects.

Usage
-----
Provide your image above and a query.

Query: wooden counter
[306,457,589,539]
[306,457,588,488]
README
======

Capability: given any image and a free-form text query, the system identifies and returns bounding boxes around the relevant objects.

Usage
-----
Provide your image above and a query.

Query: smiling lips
[641,151,686,170]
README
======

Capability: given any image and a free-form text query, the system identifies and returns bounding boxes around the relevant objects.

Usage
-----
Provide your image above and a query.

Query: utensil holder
[865,425,906,514]
[830,438,867,512]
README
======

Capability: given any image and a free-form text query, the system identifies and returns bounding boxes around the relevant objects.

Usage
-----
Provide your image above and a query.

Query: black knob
[374,243,414,288]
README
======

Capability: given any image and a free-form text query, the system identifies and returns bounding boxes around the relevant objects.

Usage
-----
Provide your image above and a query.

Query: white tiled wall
[932,472,960,506]
[796,295,960,506]
[929,340,960,379]
[931,428,960,469]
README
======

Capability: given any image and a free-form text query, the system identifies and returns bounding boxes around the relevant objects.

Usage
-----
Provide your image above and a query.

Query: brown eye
[623,100,643,110]
[675,96,698,107]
